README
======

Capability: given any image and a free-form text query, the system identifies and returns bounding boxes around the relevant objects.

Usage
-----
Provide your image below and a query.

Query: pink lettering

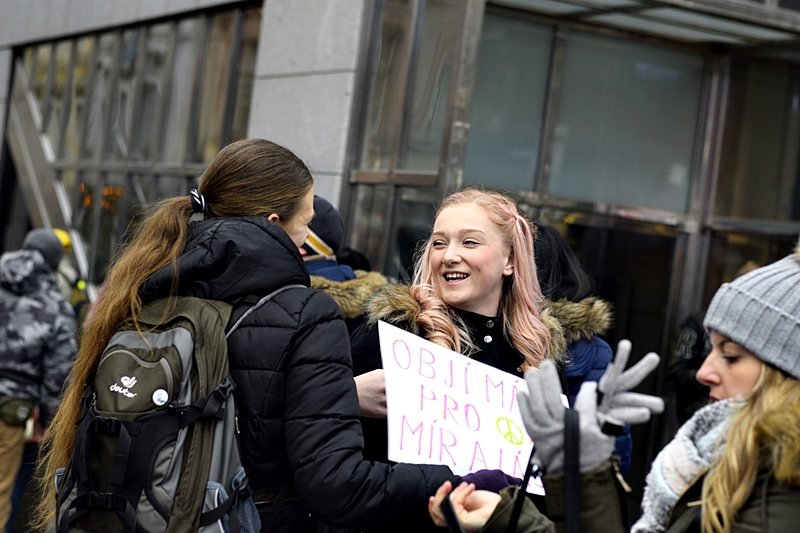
[443,394,459,425]
[485,374,505,406]
[420,384,436,411]
[439,427,457,465]
[509,382,520,414]
[419,347,436,379]
[513,450,526,479]
[464,403,481,431]
[443,359,454,388]
[393,339,412,369]
[469,441,488,471]
[400,416,424,454]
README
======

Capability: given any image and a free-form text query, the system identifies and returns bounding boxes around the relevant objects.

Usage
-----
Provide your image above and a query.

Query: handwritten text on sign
[378,321,544,494]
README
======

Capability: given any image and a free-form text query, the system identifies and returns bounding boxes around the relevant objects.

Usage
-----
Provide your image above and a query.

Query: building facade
[2,0,800,516]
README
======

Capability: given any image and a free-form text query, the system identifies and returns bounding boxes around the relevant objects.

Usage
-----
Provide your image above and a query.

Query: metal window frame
[10,3,260,285]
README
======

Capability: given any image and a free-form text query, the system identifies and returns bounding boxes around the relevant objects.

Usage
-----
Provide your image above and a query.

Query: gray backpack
[56,287,298,532]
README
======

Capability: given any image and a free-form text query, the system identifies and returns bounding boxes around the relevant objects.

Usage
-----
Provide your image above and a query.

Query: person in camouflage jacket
[0,233,77,528]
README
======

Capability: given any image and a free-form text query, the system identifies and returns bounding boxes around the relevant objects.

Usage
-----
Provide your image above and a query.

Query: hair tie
[189,189,207,221]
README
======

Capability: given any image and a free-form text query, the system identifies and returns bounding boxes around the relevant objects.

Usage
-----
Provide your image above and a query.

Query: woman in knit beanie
[635,243,800,533]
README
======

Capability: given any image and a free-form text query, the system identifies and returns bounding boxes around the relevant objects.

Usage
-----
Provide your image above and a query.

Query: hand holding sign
[378,321,543,494]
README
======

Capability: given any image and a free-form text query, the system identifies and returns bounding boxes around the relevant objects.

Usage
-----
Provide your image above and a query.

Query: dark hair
[534,224,594,302]
[338,246,372,271]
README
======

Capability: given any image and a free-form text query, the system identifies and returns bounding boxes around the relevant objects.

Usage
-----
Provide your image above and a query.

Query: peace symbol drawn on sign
[495,416,524,446]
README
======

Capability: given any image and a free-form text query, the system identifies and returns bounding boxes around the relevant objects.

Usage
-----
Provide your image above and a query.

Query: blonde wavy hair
[33,139,312,531]
[411,188,551,369]
[702,364,800,532]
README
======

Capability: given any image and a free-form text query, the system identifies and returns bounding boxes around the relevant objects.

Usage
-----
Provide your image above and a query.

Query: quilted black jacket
[141,216,457,531]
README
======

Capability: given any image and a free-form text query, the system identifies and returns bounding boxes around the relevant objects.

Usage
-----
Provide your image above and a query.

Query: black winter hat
[23,228,64,271]
[302,196,343,257]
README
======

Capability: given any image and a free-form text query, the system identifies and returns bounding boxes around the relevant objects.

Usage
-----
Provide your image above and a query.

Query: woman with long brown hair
[35,138,458,532]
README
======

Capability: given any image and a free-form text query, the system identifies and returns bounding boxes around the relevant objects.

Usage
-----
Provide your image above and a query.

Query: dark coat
[481,461,800,532]
[0,249,76,423]
[140,217,457,532]
[666,468,800,532]
[481,461,626,533]
[544,298,632,474]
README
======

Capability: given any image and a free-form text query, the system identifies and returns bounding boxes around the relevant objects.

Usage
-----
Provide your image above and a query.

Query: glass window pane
[392,187,438,280]
[163,18,200,164]
[58,168,80,214]
[195,12,235,163]
[88,174,126,283]
[107,29,141,159]
[47,41,72,151]
[349,184,389,268]
[134,23,170,161]
[229,8,261,143]
[83,34,117,159]
[463,12,552,190]
[714,61,800,221]
[73,174,97,279]
[22,47,34,73]
[397,0,462,171]
[358,0,410,170]
[32,45,51,102]
[550,32,703,212]
[779,0,800,12]
[703,231,797,307]
[62,37,94,162]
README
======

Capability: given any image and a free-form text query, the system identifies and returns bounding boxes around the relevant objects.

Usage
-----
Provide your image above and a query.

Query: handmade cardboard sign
[378,320,545,495]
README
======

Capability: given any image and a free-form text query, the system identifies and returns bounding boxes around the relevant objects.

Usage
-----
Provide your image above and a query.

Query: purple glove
[461,469,522,493]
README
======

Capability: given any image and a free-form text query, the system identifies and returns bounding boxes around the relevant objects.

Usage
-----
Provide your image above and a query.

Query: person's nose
[695,354,718,387]
[442,244,461,265]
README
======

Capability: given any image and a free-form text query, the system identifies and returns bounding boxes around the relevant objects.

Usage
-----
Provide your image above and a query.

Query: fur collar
[365,283,568,360]
[311,270,389,319]
[542,297,613,345]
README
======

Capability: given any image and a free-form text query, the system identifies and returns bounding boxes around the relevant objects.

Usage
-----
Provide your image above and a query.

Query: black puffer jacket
[141,217,457,531]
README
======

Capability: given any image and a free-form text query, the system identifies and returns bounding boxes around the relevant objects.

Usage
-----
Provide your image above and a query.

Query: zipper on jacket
[612,456,632,493]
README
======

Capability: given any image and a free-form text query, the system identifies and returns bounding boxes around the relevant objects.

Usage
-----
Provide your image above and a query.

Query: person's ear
[267,213,280,223]
[503,254,514,276]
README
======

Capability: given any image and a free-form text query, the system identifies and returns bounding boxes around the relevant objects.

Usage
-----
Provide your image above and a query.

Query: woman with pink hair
[350,188,566,531]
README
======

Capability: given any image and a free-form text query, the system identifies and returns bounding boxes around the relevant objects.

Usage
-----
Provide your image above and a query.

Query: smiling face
[428,203,513,317]
[696,330,763,401]
[269,186,315,248]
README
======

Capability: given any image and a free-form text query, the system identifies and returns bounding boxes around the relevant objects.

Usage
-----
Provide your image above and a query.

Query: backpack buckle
[88,491,128,511]
[91,416,122,435]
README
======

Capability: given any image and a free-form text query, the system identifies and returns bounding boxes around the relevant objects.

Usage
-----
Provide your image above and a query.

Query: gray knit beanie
[22,228,64,271]
[704,244,800,380]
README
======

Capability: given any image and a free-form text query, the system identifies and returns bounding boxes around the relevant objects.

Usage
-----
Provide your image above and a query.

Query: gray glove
[598,339,665,429]
[517,360,614,474]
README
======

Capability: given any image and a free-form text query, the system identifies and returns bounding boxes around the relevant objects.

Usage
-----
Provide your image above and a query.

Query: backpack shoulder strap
[563,408,581,533]
[226,284,306,337]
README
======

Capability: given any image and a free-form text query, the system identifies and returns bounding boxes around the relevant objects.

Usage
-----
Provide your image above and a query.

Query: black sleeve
[285,293,458,529]
[349,319,384,376]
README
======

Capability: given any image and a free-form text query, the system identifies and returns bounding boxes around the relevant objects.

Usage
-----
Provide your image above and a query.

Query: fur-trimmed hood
[543,297,613,345]
[364,283,568,361]
[311,270,389,319]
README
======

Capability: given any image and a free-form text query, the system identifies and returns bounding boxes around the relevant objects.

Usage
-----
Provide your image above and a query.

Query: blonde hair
[702,365,800,532]
[411,188,551,368]
[34,139,312,530]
